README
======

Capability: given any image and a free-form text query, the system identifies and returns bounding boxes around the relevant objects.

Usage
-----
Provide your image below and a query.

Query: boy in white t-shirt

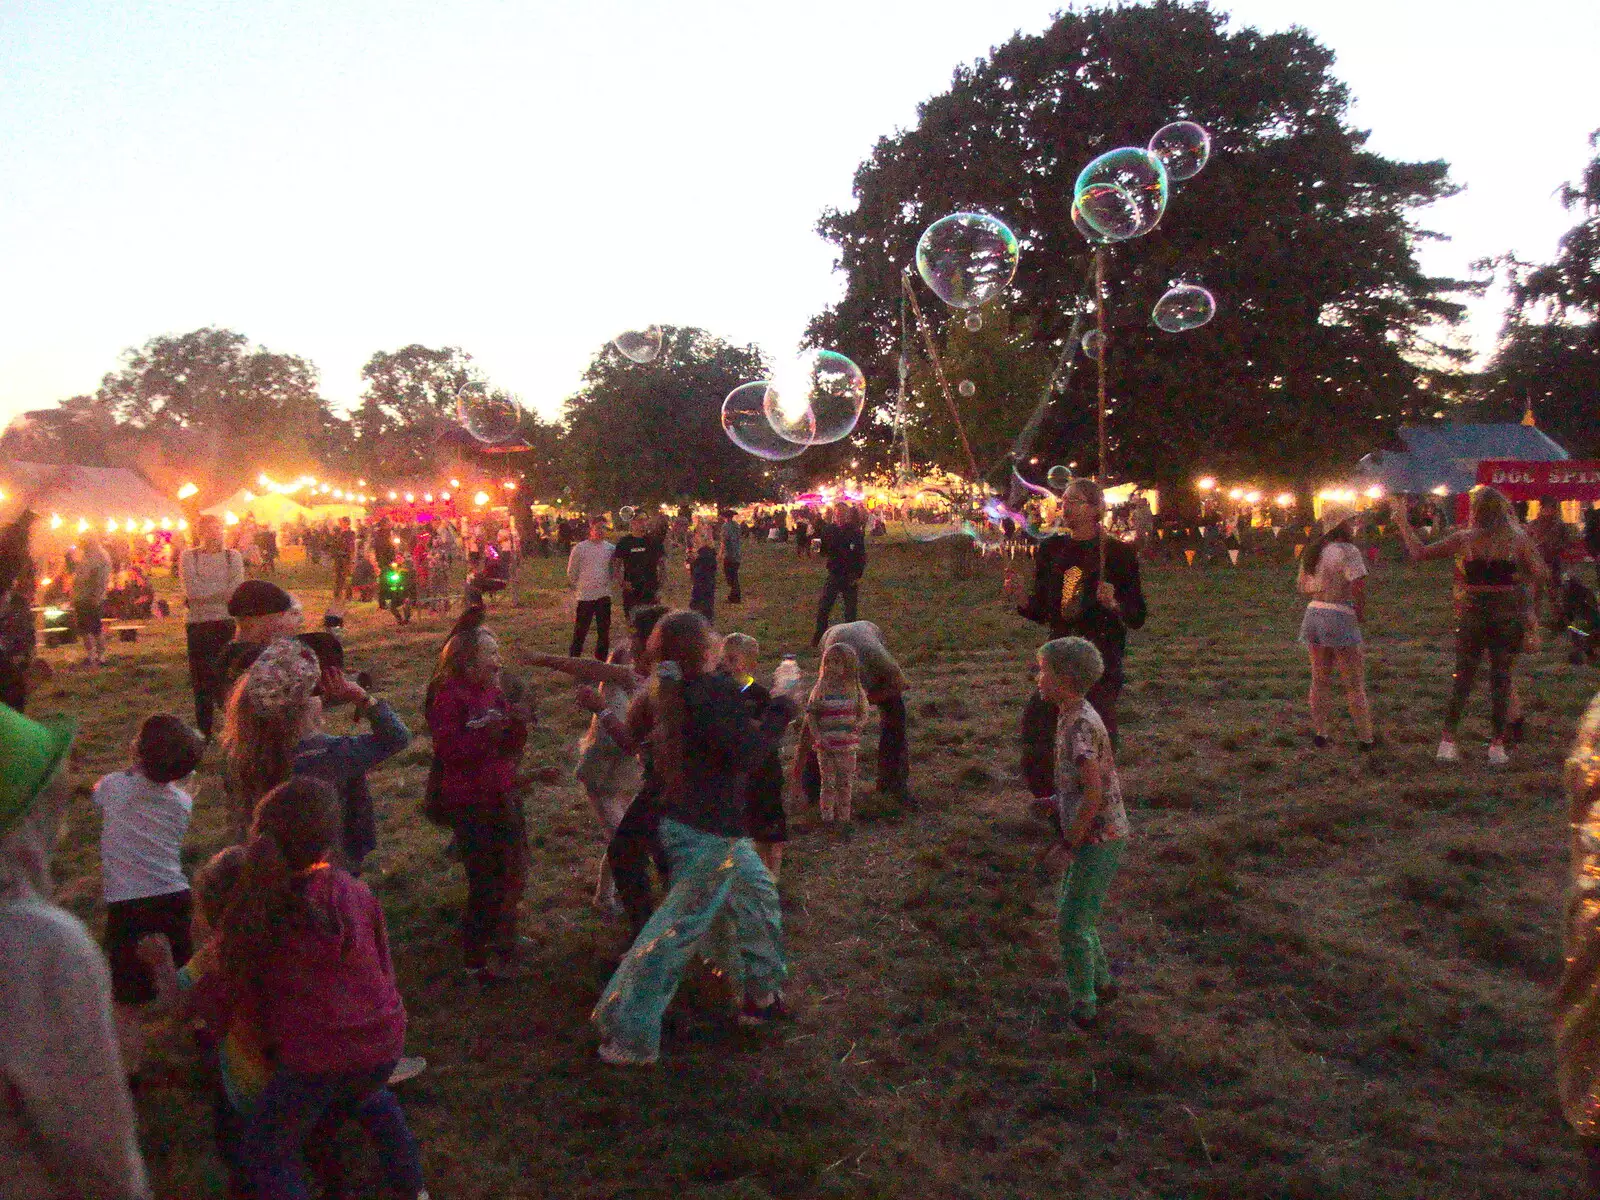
[94,713,205,1075]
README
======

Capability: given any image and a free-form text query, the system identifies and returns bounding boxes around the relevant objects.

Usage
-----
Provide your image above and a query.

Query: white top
[567,539,616,602]
[179,547,245,625]
[93,770,193,904]
[1299,541,1366,611]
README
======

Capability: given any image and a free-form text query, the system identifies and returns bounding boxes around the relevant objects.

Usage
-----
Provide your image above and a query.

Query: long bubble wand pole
[1095,245,1109,581]
[901,270,981,484]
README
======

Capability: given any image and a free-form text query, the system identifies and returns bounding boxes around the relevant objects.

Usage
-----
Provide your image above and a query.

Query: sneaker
[1436,738,1460,762]
[388,1056,428,1086]
[1487,742,1510,766]
[598,1040,658,1066]
[738,992,794,1027]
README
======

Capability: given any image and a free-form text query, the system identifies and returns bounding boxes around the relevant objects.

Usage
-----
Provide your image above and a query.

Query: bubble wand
[900,269,981,484]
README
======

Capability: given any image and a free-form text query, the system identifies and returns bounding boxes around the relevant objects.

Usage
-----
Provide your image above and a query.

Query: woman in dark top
[589,610,795,1066]
[1018,479,1147,769]
[1395,486,1548,765]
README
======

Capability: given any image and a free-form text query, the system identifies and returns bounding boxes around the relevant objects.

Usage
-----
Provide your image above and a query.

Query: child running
[94,713,206,1078]
[426,620,532,982]
[1035,636,1130,1030]
[796,642,868,825]
[214,777,427,1199]
[721,632,788,878]
[592,610,795,1066]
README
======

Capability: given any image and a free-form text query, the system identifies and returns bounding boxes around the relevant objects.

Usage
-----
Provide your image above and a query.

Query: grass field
[36,536,1600,1199]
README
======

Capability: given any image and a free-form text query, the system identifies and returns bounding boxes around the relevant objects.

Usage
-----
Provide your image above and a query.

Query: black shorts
[75,603,104,636]
[745,763,787,844]
[105,889,193,1005]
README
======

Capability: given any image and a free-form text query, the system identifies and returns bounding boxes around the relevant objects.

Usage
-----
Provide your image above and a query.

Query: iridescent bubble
[1046,464,1073,491]
[456,382,522,444]
[1074,148,1168,241]
[957,379,976,398]
[1082,330,1104,361]
[964,312,984,332]
[613,326,663,363]
[1071,199,1120,245]
[763,349,866,446]
[915,212,1019,309]
[619,505,637,522]
[1149,121,1211,182]
[722,382,806,461]
[1152,283,1216,332]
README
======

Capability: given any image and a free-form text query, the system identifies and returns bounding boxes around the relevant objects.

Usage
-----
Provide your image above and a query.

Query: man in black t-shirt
[612,514,664,615]
[812,503,867,645]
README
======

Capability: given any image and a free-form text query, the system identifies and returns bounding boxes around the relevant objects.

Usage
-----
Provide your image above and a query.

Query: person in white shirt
[567,517,616,660]
[93,713,205,1076]
[179,516,245,739]
[1295,501,1375,751]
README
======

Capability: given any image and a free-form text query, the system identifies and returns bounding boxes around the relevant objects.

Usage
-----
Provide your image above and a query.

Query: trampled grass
[36,536,1600,1198]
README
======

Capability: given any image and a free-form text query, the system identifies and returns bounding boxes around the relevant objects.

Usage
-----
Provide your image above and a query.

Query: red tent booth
[1475,460,1600,503]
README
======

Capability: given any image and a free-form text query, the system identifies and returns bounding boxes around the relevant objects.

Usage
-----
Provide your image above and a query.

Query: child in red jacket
[425,624,531,982]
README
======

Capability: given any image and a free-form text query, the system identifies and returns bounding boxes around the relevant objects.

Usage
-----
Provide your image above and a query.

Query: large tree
[351,344,477,479]
[809,1,1469,490]
[1474,134,1600,457]
[95,327,332,494]
[563,327,770,508]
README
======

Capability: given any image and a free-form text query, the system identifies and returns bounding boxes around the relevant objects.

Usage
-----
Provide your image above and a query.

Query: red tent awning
[1475,460,1600,501]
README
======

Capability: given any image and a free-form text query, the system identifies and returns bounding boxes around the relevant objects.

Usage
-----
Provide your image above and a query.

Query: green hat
[0,704,75,837]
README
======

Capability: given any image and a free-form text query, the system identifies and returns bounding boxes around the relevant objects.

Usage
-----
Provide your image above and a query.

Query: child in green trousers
[1036,636,1129,1029]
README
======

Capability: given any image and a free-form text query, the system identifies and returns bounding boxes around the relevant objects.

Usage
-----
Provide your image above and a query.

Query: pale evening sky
[0,0,1594,429]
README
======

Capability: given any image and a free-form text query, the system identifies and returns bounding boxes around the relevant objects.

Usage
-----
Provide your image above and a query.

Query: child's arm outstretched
[525,652,635,687]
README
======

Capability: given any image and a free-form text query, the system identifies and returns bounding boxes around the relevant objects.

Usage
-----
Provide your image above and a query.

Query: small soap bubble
[957,379,976,398]
[1082,330,1104,361]
[1074,148,1168,241]
[1152,283,1216,332]
[1149,121,1211,182]
[964,312,984,332]
[722,382,806,461]
[1046,464,1073,491]
[613,326,664,363]
[915,212,1020,309]
[763,349,866,446]
[619,506,637,523]
[455,383,522,444]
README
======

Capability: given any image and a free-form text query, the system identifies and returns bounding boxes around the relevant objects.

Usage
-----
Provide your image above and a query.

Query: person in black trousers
[1017,479,1147,776]
[812,503,866,646]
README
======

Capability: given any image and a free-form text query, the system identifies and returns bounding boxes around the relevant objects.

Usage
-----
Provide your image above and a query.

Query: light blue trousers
[593,818,786,1059]
[1057,840,1125,1014]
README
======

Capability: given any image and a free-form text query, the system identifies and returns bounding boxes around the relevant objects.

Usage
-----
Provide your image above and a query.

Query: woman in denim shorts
[1296,500,1375,750]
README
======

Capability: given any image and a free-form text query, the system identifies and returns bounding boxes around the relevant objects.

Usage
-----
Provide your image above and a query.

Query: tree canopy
[562,327,770,509]
[808,0,1469,488]
[1474,133,1600,457]
[352,344,478,480]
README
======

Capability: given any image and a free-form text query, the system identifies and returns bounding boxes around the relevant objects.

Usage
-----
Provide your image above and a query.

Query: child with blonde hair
[721,632,787,876]
[797,642,868,824]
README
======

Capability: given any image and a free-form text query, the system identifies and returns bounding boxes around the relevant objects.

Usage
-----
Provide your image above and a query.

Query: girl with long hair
[795,642,869,823]
[216,776,425,1199]
[591,610,795,1066]
[425,620,531,982]
[1295,500,1376,750]
[1395,485,1549,764]
[219,638,409,849]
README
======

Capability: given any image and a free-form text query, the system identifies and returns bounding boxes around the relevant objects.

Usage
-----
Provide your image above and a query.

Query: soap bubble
[957,379,976,398]
[763,349,866,446]
[1082,330,1104,361]
[619,505,637,523]
[964,312,984,332]
[1046,464,1073,491]
[722,382,806,461]
[1152,283,1216,332]
[1149,121,1211,182]
[1074,148,1168,241]
[456,382,522,444]
[1071,199,1120,245]
[613,326,663,363]
[915,212,1019,309]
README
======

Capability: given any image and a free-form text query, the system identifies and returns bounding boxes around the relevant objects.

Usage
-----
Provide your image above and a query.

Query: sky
[0,0,1594,429]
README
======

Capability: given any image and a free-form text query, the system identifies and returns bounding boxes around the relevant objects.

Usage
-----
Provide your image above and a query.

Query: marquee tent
[203,489,310,527]
[0,460,185,525]
[1355,423,1569,497]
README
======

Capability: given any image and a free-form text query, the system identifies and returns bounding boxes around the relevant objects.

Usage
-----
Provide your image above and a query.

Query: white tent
[203,489,310,528]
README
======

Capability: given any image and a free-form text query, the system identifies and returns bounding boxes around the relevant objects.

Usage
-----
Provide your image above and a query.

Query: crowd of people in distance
[3,471,1600,1198]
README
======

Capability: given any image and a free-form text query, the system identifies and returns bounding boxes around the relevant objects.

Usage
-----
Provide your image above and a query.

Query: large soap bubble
[613,326,664,363]
[456,382,522,443]
[1152,283,1216,332]
[1149,121,1211,182]
[1073,148,1168,241]
[722,382,806,461]
[915,213,1019,309]
[763,349,866,446]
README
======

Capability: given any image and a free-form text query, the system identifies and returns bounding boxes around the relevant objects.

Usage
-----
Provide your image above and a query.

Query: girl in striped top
[798,643,869,823]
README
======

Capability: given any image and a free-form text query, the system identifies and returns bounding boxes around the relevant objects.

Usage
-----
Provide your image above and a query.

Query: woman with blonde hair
[1295,499,1375,750]
[1395,485,1548,764]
